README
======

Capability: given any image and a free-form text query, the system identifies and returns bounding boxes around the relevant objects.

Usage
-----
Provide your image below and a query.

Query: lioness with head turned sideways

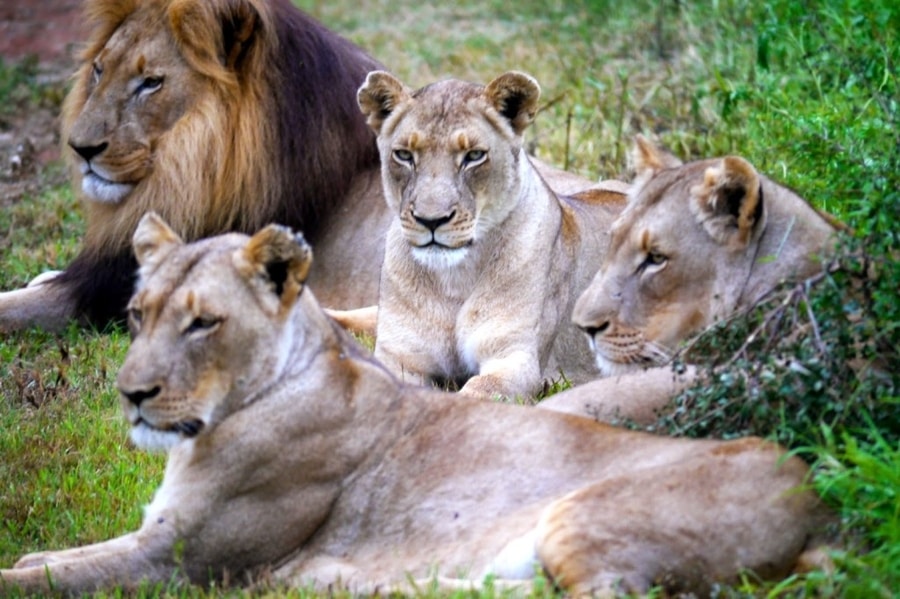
[357,70,628,400]
[0,213,831,597]
[540,136,840,421]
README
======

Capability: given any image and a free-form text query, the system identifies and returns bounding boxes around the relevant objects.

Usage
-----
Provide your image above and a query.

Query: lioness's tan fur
[0,214,831,597]
[540,136,839,421]
[357,71,627,399]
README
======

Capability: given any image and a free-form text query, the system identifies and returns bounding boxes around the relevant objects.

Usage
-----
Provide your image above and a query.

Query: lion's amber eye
[392,149,414,164]
[463,149,486,165]
[137,76,164,95]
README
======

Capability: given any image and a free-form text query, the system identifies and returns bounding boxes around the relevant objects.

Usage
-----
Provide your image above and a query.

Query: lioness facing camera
[357,70,628,399]
[0,213,831,597]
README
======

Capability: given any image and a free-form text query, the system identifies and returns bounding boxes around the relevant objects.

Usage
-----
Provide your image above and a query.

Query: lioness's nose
[413,210,455,232]
[68,139,108,162]
[120,385,161,407]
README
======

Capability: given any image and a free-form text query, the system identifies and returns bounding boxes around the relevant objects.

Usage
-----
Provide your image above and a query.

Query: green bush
[632,0,900,592]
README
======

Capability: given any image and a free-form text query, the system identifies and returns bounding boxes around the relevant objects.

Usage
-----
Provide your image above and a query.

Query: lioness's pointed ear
[631,135,682,180]
[169,0,261,74]
[358,71,410,134]
[484,71,540,135]
[133,212,184,270]
[690,156,766,249]
[236,225,313,311]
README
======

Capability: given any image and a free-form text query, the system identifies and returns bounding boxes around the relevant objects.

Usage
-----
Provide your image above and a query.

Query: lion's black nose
[120,385,161,407]
[413,211,455,232]
[68,139,108,162]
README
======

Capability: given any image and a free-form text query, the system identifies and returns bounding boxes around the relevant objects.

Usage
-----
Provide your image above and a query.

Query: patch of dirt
[0,0,87,207]
[0,1,87,67]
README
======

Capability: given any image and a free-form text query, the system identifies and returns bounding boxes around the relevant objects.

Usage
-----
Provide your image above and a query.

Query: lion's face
[64,3,218,204]
[573,137,767,375]
[116,214,311,452]
[358,72,539,270]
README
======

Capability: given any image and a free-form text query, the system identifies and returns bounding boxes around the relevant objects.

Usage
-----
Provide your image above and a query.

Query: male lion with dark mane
[539,136,840,422]
[0,0,388,332]
[0,213,832,597]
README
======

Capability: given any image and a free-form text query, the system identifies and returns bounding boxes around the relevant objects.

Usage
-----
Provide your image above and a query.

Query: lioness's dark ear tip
[291,230,313,267]
[630,134,682,177]
[484,71,541,134]
[255,224,313,267]
[690,156,764,248]
[239,224,313,305]
[360,70,395,90]
[358,70,408,132]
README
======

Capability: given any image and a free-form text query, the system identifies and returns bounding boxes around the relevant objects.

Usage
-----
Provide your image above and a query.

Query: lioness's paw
[460,374,516,402]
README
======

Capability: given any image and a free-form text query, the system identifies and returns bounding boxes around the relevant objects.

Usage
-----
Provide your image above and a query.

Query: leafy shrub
[656,233,899,445]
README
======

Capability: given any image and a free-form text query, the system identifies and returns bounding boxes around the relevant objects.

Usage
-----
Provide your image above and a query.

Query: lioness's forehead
[400,79,491,131]
[136,236,246,299]
[610,160,713,247]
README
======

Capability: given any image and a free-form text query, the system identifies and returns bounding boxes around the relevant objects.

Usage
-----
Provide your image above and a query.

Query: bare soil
[0,0,87,206]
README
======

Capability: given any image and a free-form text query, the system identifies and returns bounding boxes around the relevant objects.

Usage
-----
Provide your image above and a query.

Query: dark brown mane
[266,0,382,230]
[55,0,383,328]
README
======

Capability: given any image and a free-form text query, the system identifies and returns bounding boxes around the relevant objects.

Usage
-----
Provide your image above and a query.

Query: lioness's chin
[81,173,136,204]
[412,246,470,269]
[594,355,656,377]
[130,423,184,453]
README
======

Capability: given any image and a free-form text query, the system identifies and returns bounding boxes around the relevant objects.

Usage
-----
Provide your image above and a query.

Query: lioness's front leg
[1,529,178,595]
[458,348,541,400]
[537,365,699,424]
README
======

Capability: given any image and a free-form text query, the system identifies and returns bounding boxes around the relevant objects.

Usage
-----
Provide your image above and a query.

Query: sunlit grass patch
[0,325,163,566]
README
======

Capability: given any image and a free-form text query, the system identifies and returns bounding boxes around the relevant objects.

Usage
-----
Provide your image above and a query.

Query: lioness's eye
[645,251,668,267]
[463,149,486,165]
[127,308,143,332]
[392,149,414,164]
[184,315,222,336]
[128,307,142,324]
[91,62,103,83]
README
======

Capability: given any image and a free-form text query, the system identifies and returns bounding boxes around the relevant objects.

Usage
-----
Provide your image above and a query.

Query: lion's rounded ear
[133,212,184,270]
[690,156,766,249]
[169,0,262,75]
[631,135,682,181]
[484,71,541,135]
[236,225,313,311]
[358,71,410,134]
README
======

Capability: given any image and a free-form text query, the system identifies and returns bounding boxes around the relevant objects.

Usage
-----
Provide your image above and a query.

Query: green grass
[2,0,899,596]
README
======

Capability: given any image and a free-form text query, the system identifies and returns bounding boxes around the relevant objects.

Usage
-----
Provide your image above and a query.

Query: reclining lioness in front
[356,70,627,399]
[0,213,831,597]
